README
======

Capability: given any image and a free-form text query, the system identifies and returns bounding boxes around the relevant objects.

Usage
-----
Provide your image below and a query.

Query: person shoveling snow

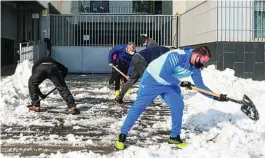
[115,46,231,150]
[27,56,80,115]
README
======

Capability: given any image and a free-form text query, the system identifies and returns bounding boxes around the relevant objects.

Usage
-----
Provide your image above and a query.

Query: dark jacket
[32,57,68,77]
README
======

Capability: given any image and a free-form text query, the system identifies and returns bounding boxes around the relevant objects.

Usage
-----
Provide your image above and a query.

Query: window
[254,1,265,38]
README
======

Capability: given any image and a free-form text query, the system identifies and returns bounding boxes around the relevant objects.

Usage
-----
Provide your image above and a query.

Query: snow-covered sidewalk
[1,61,265,158]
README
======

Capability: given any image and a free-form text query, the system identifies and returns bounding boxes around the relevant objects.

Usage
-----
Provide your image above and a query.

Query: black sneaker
[115,96,124,104]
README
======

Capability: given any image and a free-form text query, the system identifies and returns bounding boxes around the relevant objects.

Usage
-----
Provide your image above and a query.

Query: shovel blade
[240,94,259,121]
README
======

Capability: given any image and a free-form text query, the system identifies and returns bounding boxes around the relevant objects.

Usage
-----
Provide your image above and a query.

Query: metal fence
[50,15,178,47]
[19,40,47,63]
[218,0,265,42]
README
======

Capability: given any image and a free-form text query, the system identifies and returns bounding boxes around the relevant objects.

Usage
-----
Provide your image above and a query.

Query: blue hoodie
[146,48,213,98]
[108,44,133,66]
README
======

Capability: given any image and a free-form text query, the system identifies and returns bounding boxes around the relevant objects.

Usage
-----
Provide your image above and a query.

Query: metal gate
[50,14,178,73]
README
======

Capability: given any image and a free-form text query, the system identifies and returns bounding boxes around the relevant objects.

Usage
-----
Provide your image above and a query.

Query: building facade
[2,0,264,80]
[178,0,265,80]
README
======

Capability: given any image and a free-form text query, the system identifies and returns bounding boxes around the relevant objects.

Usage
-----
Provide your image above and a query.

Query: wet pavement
[0,74,179,157]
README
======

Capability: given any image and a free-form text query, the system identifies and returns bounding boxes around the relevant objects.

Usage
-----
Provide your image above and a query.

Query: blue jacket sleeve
[108,46,120,63]
[191,70,214,99]
[159,53,181,86]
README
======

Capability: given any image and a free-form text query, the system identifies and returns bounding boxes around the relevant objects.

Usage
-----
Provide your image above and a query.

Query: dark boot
[115,96,124,104]
[71,107,80,115]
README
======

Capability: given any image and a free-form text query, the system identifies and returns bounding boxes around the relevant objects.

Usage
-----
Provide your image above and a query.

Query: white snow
[1,61,265,158]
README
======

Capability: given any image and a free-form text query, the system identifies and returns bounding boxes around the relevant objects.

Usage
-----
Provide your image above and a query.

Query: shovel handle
[191,86,221,98]
[112,65,129,80]
[45,88,57,96]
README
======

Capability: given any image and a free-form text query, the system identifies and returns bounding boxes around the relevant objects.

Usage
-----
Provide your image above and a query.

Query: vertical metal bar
[134,16,136,45]
[241,1,243,41]
[139,16,141,45]
[98,16,100,46]
[66,16,70,46]
[158,16,160,45]
[138,16,140,46]
[63,16,65,46]
[58,16,60,46]
[122,16,124,43]
[250,0,252,42]
[85,16,87,46]
[103,16,105,46]
[118,16,120,44]
[91,16,93,46]
[228,1,230,42]
[79,16,81,46]
[54,16,56,46]
[129,16,131,42]
[100,16,102,46]
[245,1,247,42]
[260,2,265,41]
[237,0,239,41]
[231,1,233,41]
[220,0,222,42]
[176,15,179,47]
[112,16,115,47]
[148,16,150,41]
[169,16,171,46]
[224,0,227,41]
[82,16,84,46]
[74,16,76,46]
[164,16,165,45]
[88,16,91,46]
[155,16,157,44]
[55,16,57,46]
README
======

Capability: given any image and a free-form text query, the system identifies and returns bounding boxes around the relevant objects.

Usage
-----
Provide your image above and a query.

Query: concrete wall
[179,0,218,46]
[185,0,206,11]
[172,1,186,15]
[52,46,146,73]
[50,1,72,14]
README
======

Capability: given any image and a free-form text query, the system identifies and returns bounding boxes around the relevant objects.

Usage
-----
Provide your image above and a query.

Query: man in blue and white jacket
[115,46,228,150]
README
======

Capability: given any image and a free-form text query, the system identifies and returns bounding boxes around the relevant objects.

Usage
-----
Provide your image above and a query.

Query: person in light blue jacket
[115,46,229,150]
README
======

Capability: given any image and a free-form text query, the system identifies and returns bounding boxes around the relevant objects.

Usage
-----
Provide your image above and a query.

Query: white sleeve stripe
[171,54,178,66]
[169,57,174,66]
[170,55,176,66]
[172,54,178,64]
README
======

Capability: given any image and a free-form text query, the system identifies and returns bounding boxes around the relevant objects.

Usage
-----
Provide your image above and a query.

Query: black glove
[213,94,228,102]
[179,81,194,90]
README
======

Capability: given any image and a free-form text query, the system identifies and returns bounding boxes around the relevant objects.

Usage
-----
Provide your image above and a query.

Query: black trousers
[109,67,116,85]
[119,54,148,98]
[113,62,129,91]
[28,64,76,109]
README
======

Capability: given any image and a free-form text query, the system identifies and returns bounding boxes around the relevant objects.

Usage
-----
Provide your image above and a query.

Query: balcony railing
[71,5,162,14]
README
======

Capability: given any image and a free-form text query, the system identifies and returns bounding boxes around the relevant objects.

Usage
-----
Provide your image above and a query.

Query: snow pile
[0,60,53,124]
